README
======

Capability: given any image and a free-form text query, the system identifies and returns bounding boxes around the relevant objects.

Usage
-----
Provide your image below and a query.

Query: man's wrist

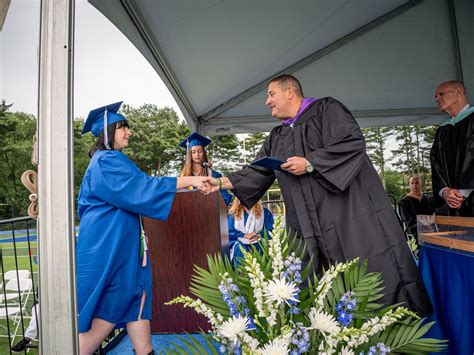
[218,178,222,190]
[440,187,448,199]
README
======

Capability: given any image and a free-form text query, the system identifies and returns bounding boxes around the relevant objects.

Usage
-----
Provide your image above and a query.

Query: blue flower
[376,342,390,354]
[290,322,309,353]
[337,291,356,327]
[246,317,257,330]
[337,310,353,327]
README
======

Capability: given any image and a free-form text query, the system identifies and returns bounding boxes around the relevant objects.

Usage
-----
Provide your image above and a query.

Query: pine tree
[362,126,393,188]
[206,135,241,174]
[240,132,267,165]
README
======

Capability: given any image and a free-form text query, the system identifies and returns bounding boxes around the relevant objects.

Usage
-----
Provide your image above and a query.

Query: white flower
[308,308,341,335]
[258,338,290,354]
[264,278,299,306]
[340,346,355,355]
[217,314,249,343]
[268,228,285,278]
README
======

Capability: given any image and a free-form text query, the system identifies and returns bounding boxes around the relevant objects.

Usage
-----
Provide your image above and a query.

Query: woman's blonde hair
[229,198,263,220]
[181,146,210,176]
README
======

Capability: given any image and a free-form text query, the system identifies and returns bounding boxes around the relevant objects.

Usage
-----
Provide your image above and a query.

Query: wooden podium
[143,190,229,333]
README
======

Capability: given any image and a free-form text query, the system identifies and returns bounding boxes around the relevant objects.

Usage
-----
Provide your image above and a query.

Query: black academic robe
[398,194,434,236]
[228,97,432,316]
[430,112,474,216]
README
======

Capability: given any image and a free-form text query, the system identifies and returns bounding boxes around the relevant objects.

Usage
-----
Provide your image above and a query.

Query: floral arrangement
[166,215,446,354]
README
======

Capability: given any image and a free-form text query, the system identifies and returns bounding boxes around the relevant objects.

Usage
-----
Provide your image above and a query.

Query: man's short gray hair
[269,74,304,98]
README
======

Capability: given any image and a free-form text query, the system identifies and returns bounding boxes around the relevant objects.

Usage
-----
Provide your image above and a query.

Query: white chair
[1,271,31,303]
[4,270,31,281]
[0,278,33,311]
[0,305,23,344]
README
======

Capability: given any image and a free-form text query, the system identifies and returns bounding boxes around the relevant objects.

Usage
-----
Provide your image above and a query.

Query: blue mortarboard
[179,132,212,149]
[82,101,126,149]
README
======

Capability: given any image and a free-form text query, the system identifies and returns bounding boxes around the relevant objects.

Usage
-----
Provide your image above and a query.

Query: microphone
[201,161,212,169]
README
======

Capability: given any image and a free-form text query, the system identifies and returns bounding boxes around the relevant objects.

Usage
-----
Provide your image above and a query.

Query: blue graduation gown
[211,170,233,206]
[76,150,176,332]
[227,207,274,264]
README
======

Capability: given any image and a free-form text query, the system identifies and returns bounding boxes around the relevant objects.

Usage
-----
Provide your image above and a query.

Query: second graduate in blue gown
[179,132,233,206]
[227,197,274,265]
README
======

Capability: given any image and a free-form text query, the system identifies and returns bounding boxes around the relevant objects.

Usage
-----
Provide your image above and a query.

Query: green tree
[384,170,405,202]
[74,118,95,199]
[121,104,189,175]
[0,108,37,216]
[206,135,241,175]
[390,125,437,191]
[362,127,393,188]
[240,132,267,165]
[391,126,416,176]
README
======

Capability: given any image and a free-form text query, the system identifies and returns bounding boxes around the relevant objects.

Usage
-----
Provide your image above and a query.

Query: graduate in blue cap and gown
[227,197,274,266]
[76,102,207,354]
[179,132,233,205]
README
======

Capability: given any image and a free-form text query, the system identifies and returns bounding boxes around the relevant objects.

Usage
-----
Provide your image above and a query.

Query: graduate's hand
[244,232,260,242]
[281,156,309,175]
[442,188,464,209]
[200,177,220,194]
[177,176,208,190]
[191,176,208,189]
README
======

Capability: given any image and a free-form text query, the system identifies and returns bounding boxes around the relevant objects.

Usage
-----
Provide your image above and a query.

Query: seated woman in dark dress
[399,176,434,237]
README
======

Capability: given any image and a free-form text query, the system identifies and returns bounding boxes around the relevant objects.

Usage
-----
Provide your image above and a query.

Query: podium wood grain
[144,190,229,333]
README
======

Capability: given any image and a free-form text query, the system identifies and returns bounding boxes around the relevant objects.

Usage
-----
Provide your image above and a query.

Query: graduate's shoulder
[92,150,137,171]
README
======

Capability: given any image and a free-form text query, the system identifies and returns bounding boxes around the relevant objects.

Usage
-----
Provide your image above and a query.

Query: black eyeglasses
[116,121,130,129]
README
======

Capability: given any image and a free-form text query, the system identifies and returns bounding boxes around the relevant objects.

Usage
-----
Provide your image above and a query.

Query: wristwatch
[305,160,314,173]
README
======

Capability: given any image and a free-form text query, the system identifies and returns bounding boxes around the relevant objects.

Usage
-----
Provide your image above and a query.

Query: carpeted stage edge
[107,333,218,354]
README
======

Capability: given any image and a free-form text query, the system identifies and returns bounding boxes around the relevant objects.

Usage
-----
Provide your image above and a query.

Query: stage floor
[107,333,217,354]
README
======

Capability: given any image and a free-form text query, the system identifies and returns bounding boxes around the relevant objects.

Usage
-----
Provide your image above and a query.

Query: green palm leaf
[367,319,448,353]
[165,333,218,355]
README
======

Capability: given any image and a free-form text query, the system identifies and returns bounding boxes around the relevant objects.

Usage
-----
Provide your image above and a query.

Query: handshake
[181,176,230,194]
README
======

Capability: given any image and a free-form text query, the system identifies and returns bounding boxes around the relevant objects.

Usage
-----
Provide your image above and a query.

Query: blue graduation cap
[82,101,126,149]
[179,132,212,149]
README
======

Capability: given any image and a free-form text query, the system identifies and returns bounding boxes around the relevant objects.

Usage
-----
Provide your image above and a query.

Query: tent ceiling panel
[217,0,455,119]
[455,0,474,94]
[89,0,471,135]
[133,0,411,115]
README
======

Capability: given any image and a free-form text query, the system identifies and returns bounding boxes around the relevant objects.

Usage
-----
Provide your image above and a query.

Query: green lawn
[1,242,39,353]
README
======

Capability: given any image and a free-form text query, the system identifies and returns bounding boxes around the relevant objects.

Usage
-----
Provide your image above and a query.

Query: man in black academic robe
[431,80,474,217]
[205,74,432,316]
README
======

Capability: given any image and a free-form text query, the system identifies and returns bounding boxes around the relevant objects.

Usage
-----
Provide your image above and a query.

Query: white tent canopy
[90,0,473,135]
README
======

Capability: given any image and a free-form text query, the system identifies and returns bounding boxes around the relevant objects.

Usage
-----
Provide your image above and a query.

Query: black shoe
[11,337,31,352]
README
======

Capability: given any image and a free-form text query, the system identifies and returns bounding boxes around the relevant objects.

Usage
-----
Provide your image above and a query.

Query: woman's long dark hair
[88,120,129,157]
